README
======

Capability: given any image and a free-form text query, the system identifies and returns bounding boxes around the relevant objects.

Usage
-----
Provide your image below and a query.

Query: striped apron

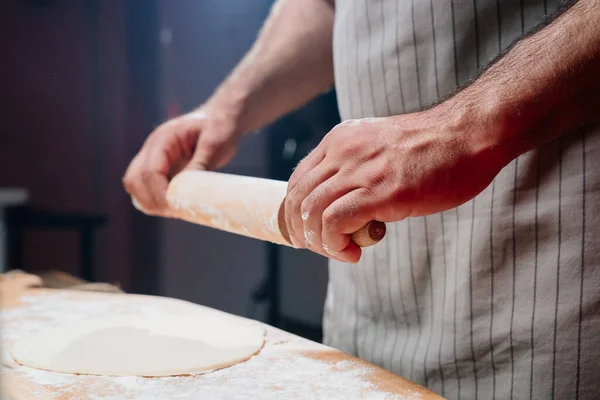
[324,0,600,399]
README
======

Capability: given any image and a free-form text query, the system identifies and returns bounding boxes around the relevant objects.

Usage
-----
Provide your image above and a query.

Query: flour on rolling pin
[1,292,424,400]
[166,170,386,248]
[167,171,290,246]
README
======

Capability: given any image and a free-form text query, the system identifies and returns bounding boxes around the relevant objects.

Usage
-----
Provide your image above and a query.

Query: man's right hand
[122,108,240,217]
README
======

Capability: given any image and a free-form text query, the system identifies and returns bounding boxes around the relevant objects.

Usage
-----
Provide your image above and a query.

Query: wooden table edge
[0,273,445,399]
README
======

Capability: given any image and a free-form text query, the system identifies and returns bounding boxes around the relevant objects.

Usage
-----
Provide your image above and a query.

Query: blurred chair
[0,188,29,273]
[5,205,107,282]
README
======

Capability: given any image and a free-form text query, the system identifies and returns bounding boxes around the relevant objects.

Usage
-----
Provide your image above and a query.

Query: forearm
[449,0,600,163]
[205,0,335,134]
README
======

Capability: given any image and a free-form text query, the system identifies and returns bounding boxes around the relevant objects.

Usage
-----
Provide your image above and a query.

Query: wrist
[435,93,517,173]
[201,82,254,136]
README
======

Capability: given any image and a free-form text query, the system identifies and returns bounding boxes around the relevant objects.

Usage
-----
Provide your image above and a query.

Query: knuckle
[323,208,342,227]
[300,197,315,219]
[365,169,387,188]
[284,193,294,214]
[161,116,185,131]
[287,188,302,210]
[324,121,349,143]
[144,201,159,212]
[287,171,300,190]
[122,178,134,194]
[122,172,133,186]
[146,125,169,143]
[140,170,155,184]
[337,143,351,156]
[336,140,359,160]
[358,186,376,202]
[290,198,302,215]
[339,119,359,128]
[291,157,309,175]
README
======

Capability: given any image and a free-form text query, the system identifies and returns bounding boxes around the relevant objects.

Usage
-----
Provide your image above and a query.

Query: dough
[12,313,265,377]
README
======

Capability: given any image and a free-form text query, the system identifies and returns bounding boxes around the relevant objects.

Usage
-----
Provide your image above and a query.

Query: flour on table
[1,292,425,399]
[12,313,265,377]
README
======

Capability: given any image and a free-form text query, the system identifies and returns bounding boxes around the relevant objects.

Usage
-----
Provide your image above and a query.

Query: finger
[123,154,156,212]
[284,150,325,248]
[186,114,236,170]
[124,114,202,216]
[188,134,235,171]
[124,172,169,215]
[129,170,170,216]
[301,176,358,262]
[137,140,177,212]
[285,161,335,248]
[287,147,324,195]
[303,243,350,263]
[123,152,143,196]
[146,121,197,174]
[123,142,170,216]
[166,121,202,176]
[322,188,380,263]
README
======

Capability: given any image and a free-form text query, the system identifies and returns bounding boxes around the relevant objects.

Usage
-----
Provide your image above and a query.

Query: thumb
[186,134,238,171]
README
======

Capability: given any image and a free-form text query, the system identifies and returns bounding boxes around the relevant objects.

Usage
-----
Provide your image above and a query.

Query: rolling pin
[165,170,386,248]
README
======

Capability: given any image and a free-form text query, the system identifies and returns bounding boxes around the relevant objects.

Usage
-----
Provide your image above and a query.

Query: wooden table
[0,273,444,399]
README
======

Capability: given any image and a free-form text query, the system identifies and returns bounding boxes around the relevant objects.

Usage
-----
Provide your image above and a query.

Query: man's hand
[122,108,239,217]
[287,0,600,263]
[284,104,505,263]
[123,0,336,218]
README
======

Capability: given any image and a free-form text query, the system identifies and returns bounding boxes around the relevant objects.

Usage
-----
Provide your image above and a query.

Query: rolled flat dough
[12,313,265,377]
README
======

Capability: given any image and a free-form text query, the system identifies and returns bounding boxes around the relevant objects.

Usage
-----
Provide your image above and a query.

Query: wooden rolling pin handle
[278,202,386,248]
[351,220,387,247]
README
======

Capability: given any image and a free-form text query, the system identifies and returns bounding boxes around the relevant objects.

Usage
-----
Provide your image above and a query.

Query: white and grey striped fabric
[324,0,600,399]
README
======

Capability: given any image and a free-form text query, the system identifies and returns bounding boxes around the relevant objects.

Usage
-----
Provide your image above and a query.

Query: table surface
[0,273,444,400]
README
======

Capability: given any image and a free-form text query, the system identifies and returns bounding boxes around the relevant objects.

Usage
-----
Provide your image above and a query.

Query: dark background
[0,0,340,340]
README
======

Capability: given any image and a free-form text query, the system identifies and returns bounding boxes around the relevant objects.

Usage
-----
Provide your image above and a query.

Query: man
[123,0,600,398]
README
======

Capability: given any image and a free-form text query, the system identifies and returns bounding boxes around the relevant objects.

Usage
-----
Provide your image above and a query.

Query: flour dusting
[12,356,405,400]
[2,292,426,399]
[166,171,291,246]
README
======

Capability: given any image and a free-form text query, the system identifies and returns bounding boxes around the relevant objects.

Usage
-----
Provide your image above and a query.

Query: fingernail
[322,244,338,256]
[301,211,309,221]
[304,230,314,247]
[131,197,144,212]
